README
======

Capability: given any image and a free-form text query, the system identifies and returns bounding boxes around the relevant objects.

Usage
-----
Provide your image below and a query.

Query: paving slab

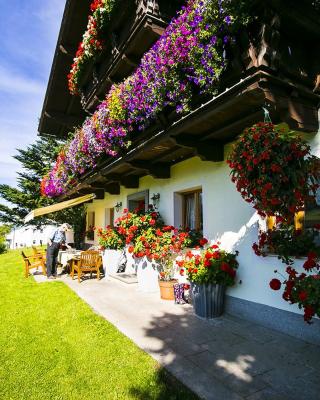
[34,273,320,400]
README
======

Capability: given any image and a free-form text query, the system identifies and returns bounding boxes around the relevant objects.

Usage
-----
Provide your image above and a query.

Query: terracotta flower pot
[158,279,178,300]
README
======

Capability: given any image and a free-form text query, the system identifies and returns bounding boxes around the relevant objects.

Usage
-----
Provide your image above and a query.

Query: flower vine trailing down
[41,0,249,198]
[68,0,116,95]
[270,254,320,323]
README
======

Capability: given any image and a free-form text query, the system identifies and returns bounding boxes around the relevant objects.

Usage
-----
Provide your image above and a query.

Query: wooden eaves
[38,0,91,138]
[62,67,320,201]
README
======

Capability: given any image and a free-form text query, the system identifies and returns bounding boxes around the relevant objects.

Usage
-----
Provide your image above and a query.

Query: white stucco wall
[86,125,320,316]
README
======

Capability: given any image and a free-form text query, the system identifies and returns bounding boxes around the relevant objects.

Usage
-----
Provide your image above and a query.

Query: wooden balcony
[39,0,320,200]
[38,0,183,137]
[57,0,320,200]
[78,0,184,112]
[63,66,320,200]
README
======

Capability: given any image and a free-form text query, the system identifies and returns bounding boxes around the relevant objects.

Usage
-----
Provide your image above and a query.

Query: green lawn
[0,249,198,400]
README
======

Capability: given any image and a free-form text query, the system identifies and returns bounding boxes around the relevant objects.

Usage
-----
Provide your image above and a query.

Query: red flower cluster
[132,226,193,261]
[179,245,239,286]
[269,253,320,323]
[227,122,320,220]
[97,225,125,250]
[98,207,208,264]
[68,0,114,94]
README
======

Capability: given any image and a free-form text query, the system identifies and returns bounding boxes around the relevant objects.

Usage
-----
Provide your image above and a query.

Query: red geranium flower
[199,237,208,246]
[269,278,281,290]
[298,291,308,302]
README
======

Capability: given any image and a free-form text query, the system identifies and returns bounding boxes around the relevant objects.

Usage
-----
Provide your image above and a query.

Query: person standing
[46,223,71,279]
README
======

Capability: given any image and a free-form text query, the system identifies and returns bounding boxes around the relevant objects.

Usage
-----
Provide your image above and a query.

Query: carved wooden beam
[44,111,83,128]
[126,161,171,179]
[171,135,224,162]
[104,182,120,195]
[121,175,140,188]
[77,187,105,200]
[100,173,140,188]
[148,146,181,163]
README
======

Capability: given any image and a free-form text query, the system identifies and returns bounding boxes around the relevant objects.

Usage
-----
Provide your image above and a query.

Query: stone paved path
[35,273,320,400]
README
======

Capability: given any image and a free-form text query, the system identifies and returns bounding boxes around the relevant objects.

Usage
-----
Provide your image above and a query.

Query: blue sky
[0,0,65,190]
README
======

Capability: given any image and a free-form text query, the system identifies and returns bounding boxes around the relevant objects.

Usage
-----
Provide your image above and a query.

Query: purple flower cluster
[42,0,234,197]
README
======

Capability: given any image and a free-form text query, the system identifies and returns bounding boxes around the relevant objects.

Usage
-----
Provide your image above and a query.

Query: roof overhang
[38,0,91,138]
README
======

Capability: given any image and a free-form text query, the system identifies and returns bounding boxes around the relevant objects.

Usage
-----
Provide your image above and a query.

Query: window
[86,211,95,241]
[105,208,114,227]
[127,190,149,212]
[266,212,305,231]
[182,189,203,232]
[304,190,320,229]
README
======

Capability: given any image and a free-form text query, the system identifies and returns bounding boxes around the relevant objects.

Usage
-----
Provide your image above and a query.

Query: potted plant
[97,226,125,277]
[132,225,191,294]
[116,206,164,277]
[180,245,239,318]
[158,257,178,300]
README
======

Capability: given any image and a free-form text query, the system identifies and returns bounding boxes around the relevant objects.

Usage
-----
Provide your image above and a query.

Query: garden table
[57,250,83,273]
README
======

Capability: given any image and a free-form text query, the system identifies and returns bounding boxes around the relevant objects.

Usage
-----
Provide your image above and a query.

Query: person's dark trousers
[46,242,60,277]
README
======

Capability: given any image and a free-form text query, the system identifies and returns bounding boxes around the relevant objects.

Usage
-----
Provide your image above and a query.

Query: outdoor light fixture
[115,201,122,212]
[151,193,160,206]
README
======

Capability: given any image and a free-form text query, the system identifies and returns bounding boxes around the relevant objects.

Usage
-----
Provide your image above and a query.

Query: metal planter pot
[191,282,225,319]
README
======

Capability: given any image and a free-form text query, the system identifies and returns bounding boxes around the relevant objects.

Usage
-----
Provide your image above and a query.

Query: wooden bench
[21,251,46,278]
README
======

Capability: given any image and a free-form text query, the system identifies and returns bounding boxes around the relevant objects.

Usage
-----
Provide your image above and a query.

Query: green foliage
[0,249,198,400]
[0,224,11,254]
[254,226,320,265]
[97,226,125,250]
[0,242,6,254]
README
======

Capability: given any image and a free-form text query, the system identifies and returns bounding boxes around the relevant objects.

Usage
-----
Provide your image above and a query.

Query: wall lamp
[115,201,122,212]
[151,193,160,207]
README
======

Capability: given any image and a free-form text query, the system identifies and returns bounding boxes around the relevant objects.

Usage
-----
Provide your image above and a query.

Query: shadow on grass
[129,366,199,400]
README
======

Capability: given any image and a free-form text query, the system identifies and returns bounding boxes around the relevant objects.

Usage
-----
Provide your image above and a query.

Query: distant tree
[0,224,11,254]
[0,137,86,248]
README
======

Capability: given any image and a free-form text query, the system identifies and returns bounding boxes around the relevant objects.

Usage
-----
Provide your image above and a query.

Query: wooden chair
[71,251,102,283]
[21,251,46,278]
[32,245,46,259]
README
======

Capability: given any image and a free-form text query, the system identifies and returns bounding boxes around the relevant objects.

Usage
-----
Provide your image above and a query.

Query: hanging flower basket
[227,122,319,220]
